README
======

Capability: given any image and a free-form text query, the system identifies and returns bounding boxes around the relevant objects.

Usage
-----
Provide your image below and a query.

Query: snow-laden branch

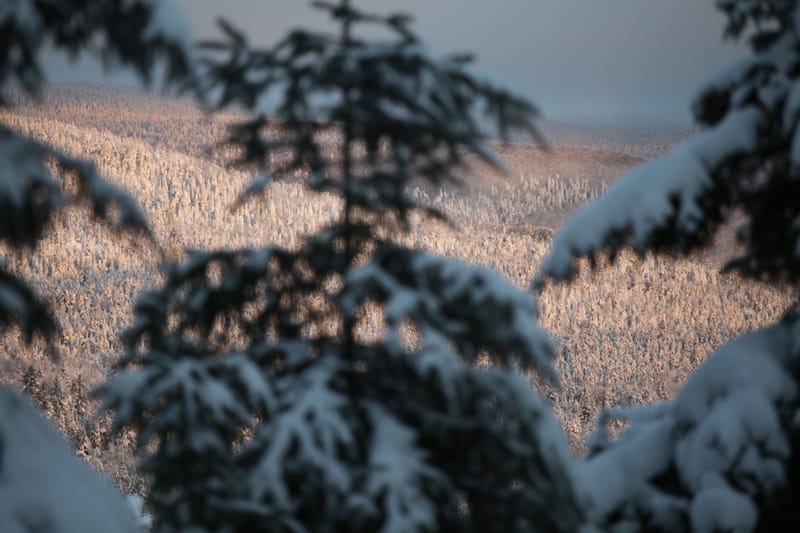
[579,319,800,531]
[538,107,762,283]
[345,245,558,382]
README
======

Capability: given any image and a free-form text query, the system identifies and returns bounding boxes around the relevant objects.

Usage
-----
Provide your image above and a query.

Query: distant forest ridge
[4,82,693,157]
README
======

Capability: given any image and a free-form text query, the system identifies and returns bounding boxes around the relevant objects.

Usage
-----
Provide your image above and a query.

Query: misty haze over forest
[41,0,745,126]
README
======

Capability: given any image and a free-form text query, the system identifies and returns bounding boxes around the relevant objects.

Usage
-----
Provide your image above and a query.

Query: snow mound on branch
[578,320,799,532]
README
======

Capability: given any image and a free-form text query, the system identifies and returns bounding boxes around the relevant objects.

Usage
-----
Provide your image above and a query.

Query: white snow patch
[125,494,152,529]
[0,386,140,532]
[578,418,673,520]
[365,404,440,533]
[689,486,756,533]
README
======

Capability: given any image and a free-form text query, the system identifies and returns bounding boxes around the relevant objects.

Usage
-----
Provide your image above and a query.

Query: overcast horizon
[43,1,746,127]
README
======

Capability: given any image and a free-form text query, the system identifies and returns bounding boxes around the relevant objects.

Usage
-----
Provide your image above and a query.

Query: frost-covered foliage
[539,0,800,284]
[101,1,583,531]
[0,0,194,342]
[538,1,800,531]
[0,0,195,530]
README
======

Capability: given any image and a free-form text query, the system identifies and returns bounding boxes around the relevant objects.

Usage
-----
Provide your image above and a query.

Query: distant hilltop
[537,119,696,159]
[4,82,695,158]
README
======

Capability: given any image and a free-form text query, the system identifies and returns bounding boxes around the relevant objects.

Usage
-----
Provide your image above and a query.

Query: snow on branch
[538,106,762,283]
[344,244,557,382]
[247,358,355,507]
[579,319,800,531]
[103,352,276,444]
[361,403,443,533]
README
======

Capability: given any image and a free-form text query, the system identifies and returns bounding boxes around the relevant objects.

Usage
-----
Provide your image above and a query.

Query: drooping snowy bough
[538,1,800,531]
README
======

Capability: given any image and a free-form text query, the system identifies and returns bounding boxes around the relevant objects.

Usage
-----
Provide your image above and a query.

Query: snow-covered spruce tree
[100,1,583,531]
[535,1,800,531]
[0,0,193,530]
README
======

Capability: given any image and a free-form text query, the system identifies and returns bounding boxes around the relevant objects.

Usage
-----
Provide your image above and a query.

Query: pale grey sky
[46,1,746,126]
